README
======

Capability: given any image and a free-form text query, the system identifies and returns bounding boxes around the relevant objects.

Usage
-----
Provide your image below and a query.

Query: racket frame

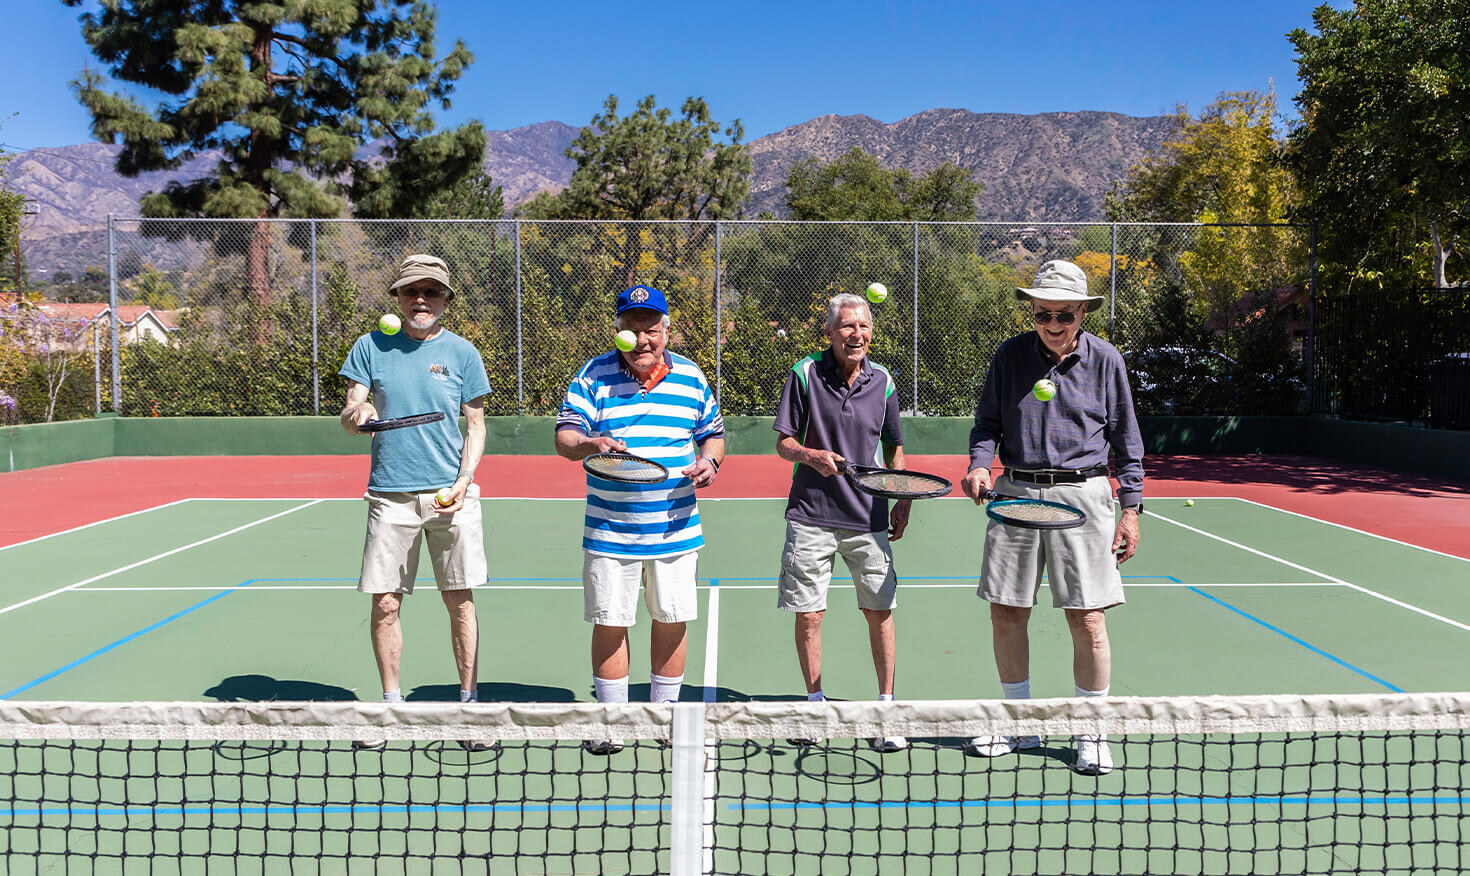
[983,493,1087,530]
[582,452,671,484]
[841,463,953,500]
[358,411,447,433]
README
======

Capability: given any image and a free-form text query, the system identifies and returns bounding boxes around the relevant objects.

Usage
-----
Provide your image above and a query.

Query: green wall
[2,416,1467,481]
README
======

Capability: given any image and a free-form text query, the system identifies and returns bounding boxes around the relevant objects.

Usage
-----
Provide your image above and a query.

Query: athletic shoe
[963,735,1042,757]
[786,736,820,747]
[868,736,909,753]
[457,739,500,753]
[583,738,625,755]
[1072,734,1113,775]
[351,738,387,751]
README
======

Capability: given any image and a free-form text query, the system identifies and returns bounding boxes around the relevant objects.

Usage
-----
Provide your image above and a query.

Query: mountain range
[7,109,1176,277]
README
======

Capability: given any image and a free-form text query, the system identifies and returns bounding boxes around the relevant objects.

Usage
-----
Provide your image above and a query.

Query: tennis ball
[614,329,637,352]
[378,313,401,335]
[865,282,888,304]
[434,488,455,508]
[1032,378,1057,402]
[1185,499,1195,507]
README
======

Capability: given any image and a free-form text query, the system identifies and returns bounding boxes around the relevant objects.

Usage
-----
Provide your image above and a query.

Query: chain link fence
[10,218,1314,422]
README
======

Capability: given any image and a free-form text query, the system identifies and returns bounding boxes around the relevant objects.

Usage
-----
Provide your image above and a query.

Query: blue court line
[0,582,254,700]
[1186,587,1403,692]
[6,794,1462,819]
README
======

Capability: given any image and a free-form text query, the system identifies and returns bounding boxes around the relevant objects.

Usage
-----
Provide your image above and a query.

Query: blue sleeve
[772,371,805,439]
[459,343,491,404]
[339,335,373,387]
[881,383,903,448]
[556,367,595,433]
[968,351,1003,472]
[693,368,725,440]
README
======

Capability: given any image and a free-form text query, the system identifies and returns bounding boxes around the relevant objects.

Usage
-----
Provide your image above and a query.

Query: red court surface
[3,454,1467,558]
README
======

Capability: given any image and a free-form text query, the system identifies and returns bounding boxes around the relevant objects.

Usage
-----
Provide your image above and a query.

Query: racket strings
[852,472,949,495]
[989,501,1083,524]
[584,454,667,483]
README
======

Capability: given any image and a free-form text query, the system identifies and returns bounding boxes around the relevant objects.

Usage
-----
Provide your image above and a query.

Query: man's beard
[409,311,440,331]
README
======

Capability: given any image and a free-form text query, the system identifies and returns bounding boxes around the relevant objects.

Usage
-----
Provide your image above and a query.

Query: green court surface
[1,497,1466,873]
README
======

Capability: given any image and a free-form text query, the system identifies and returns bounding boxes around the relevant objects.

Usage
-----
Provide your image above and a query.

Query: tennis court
[1,454,1467,873]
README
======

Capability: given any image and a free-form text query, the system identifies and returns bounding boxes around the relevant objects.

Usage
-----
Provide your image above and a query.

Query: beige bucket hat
[1014,260,1104,312]
[389,254,456,297]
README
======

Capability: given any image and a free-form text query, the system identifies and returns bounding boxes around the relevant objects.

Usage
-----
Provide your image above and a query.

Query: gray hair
[826,293,871,328]
[616,312,671,331]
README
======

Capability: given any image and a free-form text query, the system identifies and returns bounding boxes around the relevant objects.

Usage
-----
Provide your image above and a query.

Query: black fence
[1312,288,1470,428]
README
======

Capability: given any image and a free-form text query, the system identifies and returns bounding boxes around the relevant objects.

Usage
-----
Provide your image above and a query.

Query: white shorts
[978,474,1125,610]
[778,520,898,613]
[357,485,486,595]
[582,551,699,626]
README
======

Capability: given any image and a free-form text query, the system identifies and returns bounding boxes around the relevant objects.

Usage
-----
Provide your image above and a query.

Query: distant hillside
[8,110,1175,277]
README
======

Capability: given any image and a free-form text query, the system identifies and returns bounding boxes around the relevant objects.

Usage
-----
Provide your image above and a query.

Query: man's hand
[341,402,378,435]
[587,436,627,455]
[804,449,846,478]
[1112,508,1141,565]
[432,480,470,514]
[960,467,994,504]
[888,499,912,540]
[683,457,719,489]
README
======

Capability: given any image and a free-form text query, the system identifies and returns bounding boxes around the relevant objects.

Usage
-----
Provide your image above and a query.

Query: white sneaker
[963,735,1041,757]
[786,735,820,747]
[351,738,386,751]
[583,738,625,755]
[868,735,909,753]
[1072,734,1113,775]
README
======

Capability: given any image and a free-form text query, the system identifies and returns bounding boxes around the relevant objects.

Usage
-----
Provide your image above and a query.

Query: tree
[1287,1,1470,289]
[785,148,982,221]
[126,264,181,310]
[65,0,487,324]
[419,167,504,220]
[0,133,25,298]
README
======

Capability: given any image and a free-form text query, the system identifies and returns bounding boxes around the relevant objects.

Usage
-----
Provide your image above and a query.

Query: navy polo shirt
[773,349,904,532]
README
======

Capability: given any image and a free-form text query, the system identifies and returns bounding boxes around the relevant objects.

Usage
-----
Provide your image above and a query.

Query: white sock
[383,690,403,703]
[593,675,630,704]
[807,690,825,702]
[1001,678,1031,700]
[1075,683,1109,697]
[878,693,894,702]
[459,688,477,703]
[650,673,683,703]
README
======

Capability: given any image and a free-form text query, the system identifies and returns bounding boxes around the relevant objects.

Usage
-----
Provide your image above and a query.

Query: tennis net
[1,693,1466,874]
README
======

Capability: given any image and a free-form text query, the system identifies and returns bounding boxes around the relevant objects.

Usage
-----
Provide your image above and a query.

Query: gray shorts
[978,474,1125,610]
[357,485,486,595]
[778,519,898,613]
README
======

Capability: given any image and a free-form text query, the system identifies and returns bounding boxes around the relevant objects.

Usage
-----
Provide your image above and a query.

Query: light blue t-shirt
[339,329,491,492]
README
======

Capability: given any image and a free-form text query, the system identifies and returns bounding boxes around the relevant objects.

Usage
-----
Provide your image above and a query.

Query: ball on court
[1032,378,1057,401]
[1185,499,1195,507]
[865,282,888,304]
[435,488,455,508]
[614,329,637,352]
[776,328,787,338]
[378,313,401,335]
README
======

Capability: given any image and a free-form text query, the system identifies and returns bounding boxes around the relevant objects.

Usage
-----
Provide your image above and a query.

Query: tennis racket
[841,463,953,500]
[982,493,1086,529]
[582,452,670,483]
[358,411,446,432]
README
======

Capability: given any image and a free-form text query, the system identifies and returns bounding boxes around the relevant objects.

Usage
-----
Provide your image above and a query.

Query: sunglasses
[399,286,446,300]
[1032,310,1080,325]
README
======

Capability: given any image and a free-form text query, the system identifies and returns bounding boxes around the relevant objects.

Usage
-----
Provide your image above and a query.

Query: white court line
[0,499,194,553]
[0,501,324,618]
[703,584,721,704]
[710,581,1341,591]
[1230,496,1470,565]
[1147,509,1470,633]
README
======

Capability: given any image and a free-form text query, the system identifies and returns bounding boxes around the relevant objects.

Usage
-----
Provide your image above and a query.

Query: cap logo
[630,288,649,304]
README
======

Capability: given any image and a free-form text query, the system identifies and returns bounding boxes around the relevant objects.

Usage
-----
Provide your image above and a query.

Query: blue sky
[2,0,1349,152]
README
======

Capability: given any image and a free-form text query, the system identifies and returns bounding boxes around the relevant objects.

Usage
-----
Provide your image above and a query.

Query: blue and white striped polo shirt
[557,350,725,559]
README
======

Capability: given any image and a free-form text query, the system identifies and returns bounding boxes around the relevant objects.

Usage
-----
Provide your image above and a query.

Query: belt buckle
[1034,471,1056,486]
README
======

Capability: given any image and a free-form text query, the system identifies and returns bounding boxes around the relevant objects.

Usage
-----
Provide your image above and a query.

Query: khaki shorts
[778,519,898,613]
[583,551,699,626]
[358,485,486,595]
[978,475,1125,610]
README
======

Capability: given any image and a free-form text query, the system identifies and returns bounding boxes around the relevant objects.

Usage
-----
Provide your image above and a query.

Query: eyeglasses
[399,286,445,300]
[1032,310,1079,325]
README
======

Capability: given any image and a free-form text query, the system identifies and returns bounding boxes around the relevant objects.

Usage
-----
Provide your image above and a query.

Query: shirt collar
[1032,329,1092,366]
[818,347,872,385]
[619,349,674,390]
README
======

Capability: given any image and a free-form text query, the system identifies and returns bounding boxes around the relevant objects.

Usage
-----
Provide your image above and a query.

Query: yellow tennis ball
[1185,499,1195,507]
[435,488,455,508]
[378,313,401,335]
[1032,378,1057,401]
[614,329,637,352]
[865,282,888,304]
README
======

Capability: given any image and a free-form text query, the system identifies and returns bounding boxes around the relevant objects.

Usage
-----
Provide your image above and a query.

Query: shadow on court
[410,682,578,702]
[204,675,358,702]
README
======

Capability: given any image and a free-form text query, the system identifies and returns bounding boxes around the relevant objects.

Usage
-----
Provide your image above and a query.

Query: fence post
[515,219,524,414]
[310,220,319,416]
[715,221,723,403]
[1109,224,1118,338]
[93,323,101,417]
[1308,221,1318,413]
[912,222,919,415]
[107,214,121,414]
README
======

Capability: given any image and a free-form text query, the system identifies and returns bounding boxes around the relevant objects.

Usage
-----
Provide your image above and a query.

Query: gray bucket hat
[389,254,456,297]
[1014,260,1104,312]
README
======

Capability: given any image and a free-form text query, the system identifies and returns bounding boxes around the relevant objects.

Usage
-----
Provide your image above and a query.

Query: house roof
[32,303,182,330]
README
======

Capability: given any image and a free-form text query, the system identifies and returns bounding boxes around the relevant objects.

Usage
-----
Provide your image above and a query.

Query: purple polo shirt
[968,330,1144,508]
[773,350,904,532]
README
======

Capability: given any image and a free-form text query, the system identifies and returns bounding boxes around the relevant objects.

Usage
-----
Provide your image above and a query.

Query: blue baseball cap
[615,284,669,315]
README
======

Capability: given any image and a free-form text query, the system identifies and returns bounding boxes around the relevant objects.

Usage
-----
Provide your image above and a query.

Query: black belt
[1007,466,1108,485]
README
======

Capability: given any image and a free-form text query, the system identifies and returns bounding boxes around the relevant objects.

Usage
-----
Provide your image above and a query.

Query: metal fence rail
[5,218,1313,424]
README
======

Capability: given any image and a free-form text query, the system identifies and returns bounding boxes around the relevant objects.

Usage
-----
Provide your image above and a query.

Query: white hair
[826,293,871,328]
[616,312,671,331]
